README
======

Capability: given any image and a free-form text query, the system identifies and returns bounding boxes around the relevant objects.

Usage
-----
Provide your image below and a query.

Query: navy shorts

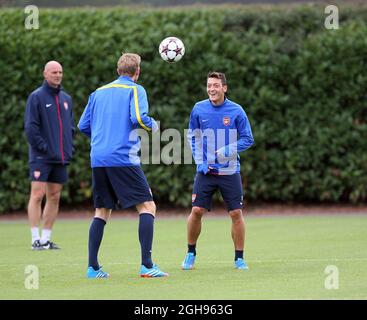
[92,166,153,210]
[29,162,68,184]
[192,173,244,212]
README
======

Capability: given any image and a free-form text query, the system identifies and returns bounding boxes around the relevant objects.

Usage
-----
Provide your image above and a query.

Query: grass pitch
[0,214,366,300]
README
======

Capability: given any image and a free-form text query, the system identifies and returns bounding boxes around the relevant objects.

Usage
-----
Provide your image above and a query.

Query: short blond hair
[117,53,141,76]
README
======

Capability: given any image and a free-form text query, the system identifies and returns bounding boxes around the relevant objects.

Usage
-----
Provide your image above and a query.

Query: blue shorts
[29,162,68,184]
[92,166,153,210]
[192,173,243,212]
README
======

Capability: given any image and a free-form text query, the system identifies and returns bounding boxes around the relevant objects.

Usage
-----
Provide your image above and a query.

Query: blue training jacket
[188,97,254,175]
[78,76,158,167]
[24,81,75,164]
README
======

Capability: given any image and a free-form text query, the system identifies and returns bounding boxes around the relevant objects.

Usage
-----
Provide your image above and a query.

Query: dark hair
[207,71,227,86]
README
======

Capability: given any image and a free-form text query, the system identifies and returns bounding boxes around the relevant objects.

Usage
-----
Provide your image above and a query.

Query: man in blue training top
[78,53,168,279]
[182,72,254,271]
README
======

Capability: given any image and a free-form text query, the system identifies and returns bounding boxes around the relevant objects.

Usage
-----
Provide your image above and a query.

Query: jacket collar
[118,75,134,83]
[210,96,228,108]
[42,80,61,94]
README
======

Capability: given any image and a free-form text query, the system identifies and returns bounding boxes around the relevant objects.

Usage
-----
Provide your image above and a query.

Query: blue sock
[88,217,106,270]
[235,250,244,261]
[188,244,196,256]
[139,213,154,269]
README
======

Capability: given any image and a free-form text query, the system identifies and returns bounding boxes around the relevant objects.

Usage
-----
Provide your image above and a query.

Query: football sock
[235,250,244,261]
[88,217,106,270]
[31,227,40,243]
[188,244,196,256]
[139,213,154,269]
[40,228,52,245]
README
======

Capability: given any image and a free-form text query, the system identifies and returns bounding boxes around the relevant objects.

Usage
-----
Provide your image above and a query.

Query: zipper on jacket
[55,95,65,164]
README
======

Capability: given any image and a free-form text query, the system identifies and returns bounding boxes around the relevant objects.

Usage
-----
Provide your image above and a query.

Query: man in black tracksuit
[24,60,75,250]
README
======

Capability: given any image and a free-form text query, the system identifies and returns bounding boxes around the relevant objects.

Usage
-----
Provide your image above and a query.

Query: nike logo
[202,119,209,122]
[46,104,52,108]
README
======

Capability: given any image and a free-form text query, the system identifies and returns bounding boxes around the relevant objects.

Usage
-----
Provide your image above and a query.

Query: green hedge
[1,4,367,213]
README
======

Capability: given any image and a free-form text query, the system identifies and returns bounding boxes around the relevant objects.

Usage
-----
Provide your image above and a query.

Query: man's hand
[198,163,210,174]
[151,120,159,133]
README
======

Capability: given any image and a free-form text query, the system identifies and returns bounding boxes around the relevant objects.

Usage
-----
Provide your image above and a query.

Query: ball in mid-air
[159,36,185,63]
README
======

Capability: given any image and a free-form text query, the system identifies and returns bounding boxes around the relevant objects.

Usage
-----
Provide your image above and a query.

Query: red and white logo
[223,117,230,126]
[64,101,68,110]
[192,194,196,202]
[33,171,41,179]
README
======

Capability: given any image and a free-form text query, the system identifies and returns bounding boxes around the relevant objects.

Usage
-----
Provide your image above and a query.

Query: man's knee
[46,183,63,204]
[30,185,46,203]
[191,206,206,218]
[229,209,243,222]
[30,193,45,203]
[95,208,112,222]
[47,190,61,204]
[137,201,156,216]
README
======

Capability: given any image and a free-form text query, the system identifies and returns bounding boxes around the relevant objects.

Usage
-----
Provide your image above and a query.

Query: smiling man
[24,60,75,251]
[182,71,254,271]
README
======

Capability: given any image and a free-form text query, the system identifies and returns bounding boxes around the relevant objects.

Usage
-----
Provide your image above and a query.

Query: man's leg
[182,173,214,270]
[229,209,248,270]
[136,201,168,277]
[229,209,245,252]
[136,201,156,269]
[102,166,166,277]
[187,206,207,253]
[181,206,207,270]
[219,173,248,269]
[27,181,46,245]
[40,182,63,245]
[88,208,111,271]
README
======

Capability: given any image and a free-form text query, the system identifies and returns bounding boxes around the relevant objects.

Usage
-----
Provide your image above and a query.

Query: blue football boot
[86,266,110,278]
[140,264,169,278]
[234,258,249,270]
[181,252,196,270]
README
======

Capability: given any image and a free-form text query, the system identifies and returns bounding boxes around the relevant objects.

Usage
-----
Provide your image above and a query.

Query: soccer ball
[159,36,185,63]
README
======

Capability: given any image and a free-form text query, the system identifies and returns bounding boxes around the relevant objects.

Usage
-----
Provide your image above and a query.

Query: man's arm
[187,108,202,163]
[187,108,210,173]
[130,86,158,132]
[217,109,254,158]
[78,94,93,138]
[24,93,48,153]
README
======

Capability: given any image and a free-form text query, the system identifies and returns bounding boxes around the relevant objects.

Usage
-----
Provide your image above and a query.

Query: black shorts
[192,173,244,212]
[92,166,153,210]
[29,162,68,184]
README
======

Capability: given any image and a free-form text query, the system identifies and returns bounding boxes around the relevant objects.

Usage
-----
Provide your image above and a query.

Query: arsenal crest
[64,101,68,110]
[33,171,41,179]
[223,117,230,126]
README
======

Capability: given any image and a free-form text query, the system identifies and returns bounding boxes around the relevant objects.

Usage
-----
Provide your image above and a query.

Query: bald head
[43,61,63,88]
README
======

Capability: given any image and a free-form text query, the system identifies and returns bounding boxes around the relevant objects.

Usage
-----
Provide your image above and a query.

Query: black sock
[235,250,244,261]
[188,244,196,256]
[139,213,154,269]
[88,217,106,270]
